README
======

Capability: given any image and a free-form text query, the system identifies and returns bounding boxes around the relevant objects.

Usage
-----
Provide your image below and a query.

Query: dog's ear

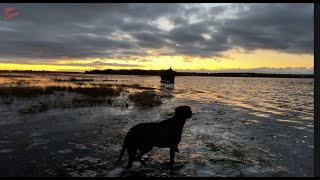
[175,106,183,115]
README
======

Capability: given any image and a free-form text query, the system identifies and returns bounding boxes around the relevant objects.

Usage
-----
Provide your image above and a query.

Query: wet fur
[114,106,192,169]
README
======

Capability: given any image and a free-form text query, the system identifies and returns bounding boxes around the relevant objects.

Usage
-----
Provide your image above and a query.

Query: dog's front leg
[174,145,180,153]
[168,146,176,165]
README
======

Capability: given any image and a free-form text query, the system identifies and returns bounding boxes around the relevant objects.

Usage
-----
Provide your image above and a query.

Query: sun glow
[0,50,313,72]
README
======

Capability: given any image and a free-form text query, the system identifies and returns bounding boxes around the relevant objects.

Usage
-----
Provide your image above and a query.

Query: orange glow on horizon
[0,50,313,72]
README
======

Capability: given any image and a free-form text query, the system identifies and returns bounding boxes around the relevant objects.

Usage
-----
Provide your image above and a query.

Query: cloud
[61,60,144,68]
[0,3,313,64]
[131,32,167,49]
[217,3,314,54]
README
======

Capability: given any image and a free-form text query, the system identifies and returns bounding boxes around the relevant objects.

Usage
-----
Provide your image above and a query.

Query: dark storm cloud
[209,6,228,15]
[118,21,161,33]
[131,32,168,49]
[0,3,313,63]
[170,16,189,26]
[168,21,209,44]
[217,3,314,54]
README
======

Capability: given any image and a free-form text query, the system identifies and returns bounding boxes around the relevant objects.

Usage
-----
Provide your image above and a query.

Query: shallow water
[0,72,314,177]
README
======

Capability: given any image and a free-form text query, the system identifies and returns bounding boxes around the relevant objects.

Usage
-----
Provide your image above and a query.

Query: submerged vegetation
[129,91,162,107]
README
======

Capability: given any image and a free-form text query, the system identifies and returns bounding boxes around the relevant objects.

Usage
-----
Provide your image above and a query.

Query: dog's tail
[114,140,127,168]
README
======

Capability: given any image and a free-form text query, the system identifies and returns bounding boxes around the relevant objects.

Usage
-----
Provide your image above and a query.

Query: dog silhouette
[114,106,192,169]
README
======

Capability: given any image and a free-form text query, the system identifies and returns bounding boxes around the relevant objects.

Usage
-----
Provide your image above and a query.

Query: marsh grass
[52,78,95,82]
[15,80,30,86]
[19,96,114,114]
[1,83,159,113]
[0,86,47,97]
[91,83,155,91]
[70,86,122,98]
[103,79,118,82]
[128,83,156,90]
[0,85,123,98]
[10,84,122,114]
[112,83,156,90]
[128,91,162,107]
[0,74,32,78]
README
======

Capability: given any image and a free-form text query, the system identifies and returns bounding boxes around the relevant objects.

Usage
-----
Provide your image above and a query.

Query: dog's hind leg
[126,147,137,169]
[135,147,152,165]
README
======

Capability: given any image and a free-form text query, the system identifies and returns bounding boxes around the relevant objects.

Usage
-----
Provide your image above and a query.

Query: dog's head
[175,106,192,119]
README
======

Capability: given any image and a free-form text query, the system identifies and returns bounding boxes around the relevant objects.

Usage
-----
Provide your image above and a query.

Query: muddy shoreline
[0,74,314,177]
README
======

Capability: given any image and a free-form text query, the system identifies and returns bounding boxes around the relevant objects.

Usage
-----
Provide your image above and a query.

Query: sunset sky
[0,3,314,74]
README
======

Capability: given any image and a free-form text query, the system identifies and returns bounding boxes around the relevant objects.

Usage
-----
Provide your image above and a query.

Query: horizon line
[0,68,314,75]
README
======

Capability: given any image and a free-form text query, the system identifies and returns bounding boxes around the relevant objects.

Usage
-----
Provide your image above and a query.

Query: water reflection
[160,83,175,94]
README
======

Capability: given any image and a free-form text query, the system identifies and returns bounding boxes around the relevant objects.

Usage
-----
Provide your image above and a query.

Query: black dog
[114,106,192,169]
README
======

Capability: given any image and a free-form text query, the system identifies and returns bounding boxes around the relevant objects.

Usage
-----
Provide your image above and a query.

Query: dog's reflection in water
[114,106,192,169]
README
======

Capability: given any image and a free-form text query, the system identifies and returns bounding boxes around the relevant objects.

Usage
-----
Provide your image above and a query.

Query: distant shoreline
[86,69,314,79]
[0,70,314,79]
